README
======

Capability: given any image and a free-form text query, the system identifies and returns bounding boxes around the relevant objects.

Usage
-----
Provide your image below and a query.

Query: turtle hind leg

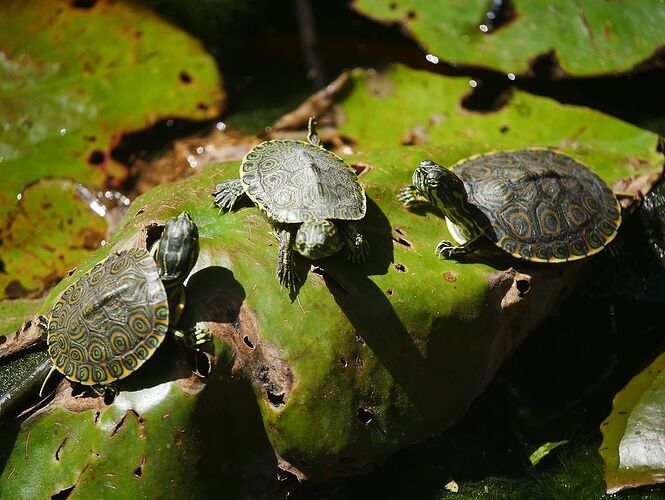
[212,178,246,212]
[339,221,369,264]
[91,383,117,403]
[277,229,299,294]
[436,235,484,259]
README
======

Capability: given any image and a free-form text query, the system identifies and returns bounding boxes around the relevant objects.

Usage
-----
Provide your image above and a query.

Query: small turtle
[38,212,209,397]
[212,117,368,292]
[399,148,621,262]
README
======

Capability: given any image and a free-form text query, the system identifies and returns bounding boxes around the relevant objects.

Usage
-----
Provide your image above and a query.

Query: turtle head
[155,212,199,284]
[413,160,468,211]
[295,220,343,260]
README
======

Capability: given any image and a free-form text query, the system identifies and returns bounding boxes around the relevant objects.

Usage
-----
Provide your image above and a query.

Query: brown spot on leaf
[443,271,457,282]
[88,150,105,165]
[179,71,192,84]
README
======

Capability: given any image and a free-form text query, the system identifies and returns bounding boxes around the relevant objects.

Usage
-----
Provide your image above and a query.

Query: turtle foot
[435,240,464,259]
[212,179,244,212]
[175,326,211,351]
[398,185,429,208]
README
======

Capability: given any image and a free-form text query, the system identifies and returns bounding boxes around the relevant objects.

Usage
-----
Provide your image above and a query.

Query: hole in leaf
[179,71,193,84]
[134,460,144,478]
[145,224,164,252]
[500,125,510,133]
[267,390,285,407]
[0,335,5,345]
[94,411,100,424]
[135,208,145,216]
[406,10,416,20]
[87,150,105,165]
[340,357,348,367]
[55,438,68,461]
[393,263,406,272]
[70,0,96,8]
[357,407,374,424]
[51,485,75,499]
[516,279,531,296]
[461,83,513,113]
[386,289,394,296]
[243,336,254,349]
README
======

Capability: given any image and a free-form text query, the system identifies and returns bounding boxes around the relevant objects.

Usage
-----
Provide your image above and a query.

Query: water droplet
[16,193,22,201]
[469,80,478,88]
[425,53,439,64]
[89,200,106,217]
[187,155,198,168]
[486,11,496,20]
[341,146,354,155]
[507,73,516,81]
[100,240,107,246]
[215,121,226,131]
[196,146,204,155]
[479,24,489,33]
[166,119,174,127]
[59,128,67,136]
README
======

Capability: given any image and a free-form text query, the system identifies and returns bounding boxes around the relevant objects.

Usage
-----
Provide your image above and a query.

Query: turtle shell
[46,248,169,386]
[453,148,621,262]
[239,140,366,223]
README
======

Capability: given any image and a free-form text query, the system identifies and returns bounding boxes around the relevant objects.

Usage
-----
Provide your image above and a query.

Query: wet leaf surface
[600,350,665,494]
[0,0,224,230]
[352,0,665,76]
[1,111,660,493]
[334,65,662,181]
[0,179,108,301]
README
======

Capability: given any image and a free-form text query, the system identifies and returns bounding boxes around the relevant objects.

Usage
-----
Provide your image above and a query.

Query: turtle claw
[398,185,429,208]
[175,326,211,351]
[211,179,245,212]
[435,240,459,259]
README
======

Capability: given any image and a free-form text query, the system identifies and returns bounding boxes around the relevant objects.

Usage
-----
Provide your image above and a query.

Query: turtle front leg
[212,178,247,212]
[277,229,299,293]
[435,235,483,259]
[37,315,49,340]
[173,325,211,350]
[398,185,430,208]
[339,221,369,264]
[91,383,117,399]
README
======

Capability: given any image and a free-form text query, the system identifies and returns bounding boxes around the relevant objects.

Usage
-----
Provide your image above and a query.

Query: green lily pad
[0,179,108,300]
[336,65,661,181]
[0,299,40,335]
[3,125,660,494]
[600,350,665,494]
[352,0,665,76]
[0,0,224,227]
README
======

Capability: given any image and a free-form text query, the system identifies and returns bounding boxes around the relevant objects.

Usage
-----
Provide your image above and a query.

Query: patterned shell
[454,149,621,262]
[46,248,169,386]
[239,140,366,223]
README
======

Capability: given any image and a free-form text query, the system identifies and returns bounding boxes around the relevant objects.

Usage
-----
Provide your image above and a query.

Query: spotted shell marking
[46,248,169,386]
[453,149,621,262]
[239,140,366,223]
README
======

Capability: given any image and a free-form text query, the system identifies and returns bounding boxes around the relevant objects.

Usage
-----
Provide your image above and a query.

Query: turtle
[211,117,369,292]
[38,212,209,397]
[398,148,622,262]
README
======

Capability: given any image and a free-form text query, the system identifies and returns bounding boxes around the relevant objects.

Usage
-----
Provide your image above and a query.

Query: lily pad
[600,350,665,494]
[0,299,40,335]
[2,120,660,493]
[0,179,108,300]
[352,0,665,76]
[0,0,225,226]
[335,65,661,181]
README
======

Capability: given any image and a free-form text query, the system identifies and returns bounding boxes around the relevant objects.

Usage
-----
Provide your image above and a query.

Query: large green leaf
[600,350,665,493]
[0,0,224,226]
[352,0,665,76]
[335,65,661,182]
[2,124,660,494]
